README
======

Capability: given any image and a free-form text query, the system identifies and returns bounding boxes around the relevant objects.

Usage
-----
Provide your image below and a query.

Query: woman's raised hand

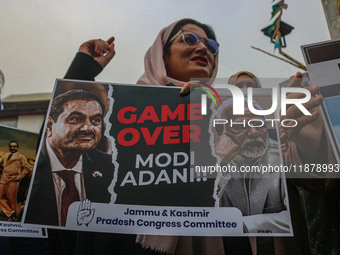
[79,37,115,68]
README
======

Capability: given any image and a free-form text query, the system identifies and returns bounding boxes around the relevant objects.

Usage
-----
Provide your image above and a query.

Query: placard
[23,79,292,236]
[0,125,46,238]
[302,39,340,165]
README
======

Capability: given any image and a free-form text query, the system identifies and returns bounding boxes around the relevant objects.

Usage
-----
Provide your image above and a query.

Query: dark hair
[163,18,217,56]
[9,140,19,147]
[49,89,105,122]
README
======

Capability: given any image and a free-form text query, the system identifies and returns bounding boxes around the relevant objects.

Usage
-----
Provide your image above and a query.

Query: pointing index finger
[106,36,115,45]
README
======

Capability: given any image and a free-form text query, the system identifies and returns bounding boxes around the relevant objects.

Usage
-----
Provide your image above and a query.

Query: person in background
[228,71,261,89]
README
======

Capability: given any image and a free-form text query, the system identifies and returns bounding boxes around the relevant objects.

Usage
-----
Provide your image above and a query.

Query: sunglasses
[169,30,219,55]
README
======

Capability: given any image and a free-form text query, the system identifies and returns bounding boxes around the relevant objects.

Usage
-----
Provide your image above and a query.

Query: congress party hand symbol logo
[77,199,95,226]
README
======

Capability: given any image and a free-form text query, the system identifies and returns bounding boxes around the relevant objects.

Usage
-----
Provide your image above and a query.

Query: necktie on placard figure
[57,170,80,226]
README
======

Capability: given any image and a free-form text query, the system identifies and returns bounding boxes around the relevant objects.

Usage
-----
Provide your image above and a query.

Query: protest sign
[23,79,292,236]
[302,39,340,165]
[0,125,46,238]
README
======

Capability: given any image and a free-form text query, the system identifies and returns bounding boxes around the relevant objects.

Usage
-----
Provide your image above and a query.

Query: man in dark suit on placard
[25,89,115,226]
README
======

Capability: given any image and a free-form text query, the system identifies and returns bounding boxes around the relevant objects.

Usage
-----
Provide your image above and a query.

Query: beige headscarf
[135,19,224,255]
[136,19,219,87]
[228,71,262,88]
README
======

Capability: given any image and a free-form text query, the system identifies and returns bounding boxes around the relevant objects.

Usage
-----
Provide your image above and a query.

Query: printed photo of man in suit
[25,89,115,226]
[0,141,31,222]
[214,98,290,233]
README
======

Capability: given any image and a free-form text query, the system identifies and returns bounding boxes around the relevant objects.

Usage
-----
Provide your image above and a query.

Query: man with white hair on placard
[214,98,289,233]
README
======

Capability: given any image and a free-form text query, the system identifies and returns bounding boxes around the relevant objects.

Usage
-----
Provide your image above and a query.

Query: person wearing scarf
[63,18,250,255]
[228,71,262,89]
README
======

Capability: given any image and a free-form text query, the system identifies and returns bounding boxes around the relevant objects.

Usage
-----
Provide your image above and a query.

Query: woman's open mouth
[191,55,208,66]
